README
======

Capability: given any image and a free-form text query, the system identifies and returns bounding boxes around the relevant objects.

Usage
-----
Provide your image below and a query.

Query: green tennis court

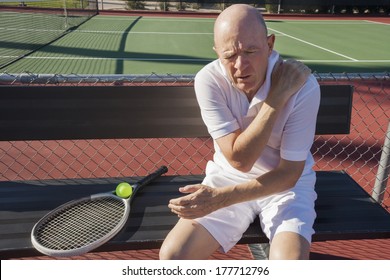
[2,14,390,74]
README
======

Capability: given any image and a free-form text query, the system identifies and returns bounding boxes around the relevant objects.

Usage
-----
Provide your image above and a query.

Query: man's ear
[267,34,275,55]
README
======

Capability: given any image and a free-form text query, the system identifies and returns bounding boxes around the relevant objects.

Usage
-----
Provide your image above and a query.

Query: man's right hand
[266,58,311,109]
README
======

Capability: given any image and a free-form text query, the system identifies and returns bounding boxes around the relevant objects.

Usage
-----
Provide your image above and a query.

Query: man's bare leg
[159,219,221,260]
[268,231,311,260]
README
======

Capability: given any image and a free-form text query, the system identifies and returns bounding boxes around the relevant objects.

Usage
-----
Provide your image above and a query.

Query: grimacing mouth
[235,75,251,80]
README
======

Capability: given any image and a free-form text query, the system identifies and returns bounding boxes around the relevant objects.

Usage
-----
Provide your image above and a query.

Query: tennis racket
[31,165,168,257]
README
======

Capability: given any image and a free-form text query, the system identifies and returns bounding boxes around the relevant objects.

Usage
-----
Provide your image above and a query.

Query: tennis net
[0,0,98,69]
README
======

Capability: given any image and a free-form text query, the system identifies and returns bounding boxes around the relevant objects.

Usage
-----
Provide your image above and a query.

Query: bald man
[160,4,320,260]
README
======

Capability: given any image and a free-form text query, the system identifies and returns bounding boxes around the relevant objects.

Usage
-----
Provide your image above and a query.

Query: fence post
[373,121,390,203]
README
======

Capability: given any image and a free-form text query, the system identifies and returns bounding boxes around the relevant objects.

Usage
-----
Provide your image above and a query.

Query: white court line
[98,16,215,23]
[364,20,390,26]
[73,30,213,35]
[0,56,212,61]
[2,56,389,63]
[268,20,373,24]
[268,27,359,61]
[0,27,212,35]
[302,59,390,63]
[0,27,64,33]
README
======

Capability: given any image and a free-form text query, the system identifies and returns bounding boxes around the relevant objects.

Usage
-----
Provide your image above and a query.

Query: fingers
[168,185,202,219]
[179,184,201,194]
[275,57,283,67]
[169,195,204,220]
[267,58,311,107]
[283,58,311,76]
[168,184,218,219]
[169,202,202,220]
[169,184,203,207]
[168,184,202,208]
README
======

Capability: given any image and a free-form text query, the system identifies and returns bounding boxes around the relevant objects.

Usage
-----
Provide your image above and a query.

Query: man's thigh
[258,187,316,243]
[159,218,221,259]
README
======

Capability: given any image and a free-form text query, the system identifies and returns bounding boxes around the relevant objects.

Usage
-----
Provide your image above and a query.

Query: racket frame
[31,192,130,257]
[31,166,167,257]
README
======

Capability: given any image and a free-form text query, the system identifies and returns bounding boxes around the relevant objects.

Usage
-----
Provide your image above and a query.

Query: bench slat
[0,85,352,141]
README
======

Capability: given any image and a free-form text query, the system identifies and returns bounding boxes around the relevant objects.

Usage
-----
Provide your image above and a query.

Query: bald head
[212,4,275,97]
[214,4,268,49]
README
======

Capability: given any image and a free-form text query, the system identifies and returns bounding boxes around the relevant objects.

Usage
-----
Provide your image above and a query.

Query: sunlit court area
[1,1,390,74]
[1,0,390,263]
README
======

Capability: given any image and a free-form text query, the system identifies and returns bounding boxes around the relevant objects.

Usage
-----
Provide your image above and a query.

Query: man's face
[214,24,274,98]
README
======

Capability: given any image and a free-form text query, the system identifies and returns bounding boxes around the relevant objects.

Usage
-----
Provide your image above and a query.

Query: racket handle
[133,165,168,192]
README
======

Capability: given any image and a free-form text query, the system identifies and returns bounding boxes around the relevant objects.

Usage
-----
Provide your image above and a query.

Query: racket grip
[133,165,168,190]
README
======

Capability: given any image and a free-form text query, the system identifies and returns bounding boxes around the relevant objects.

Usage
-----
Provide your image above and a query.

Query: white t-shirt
[194,51,321,183]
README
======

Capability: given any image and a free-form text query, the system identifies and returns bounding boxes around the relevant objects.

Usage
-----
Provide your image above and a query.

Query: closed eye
[245,49,258,54]
[221,48,259,61]
[222,52,236,60]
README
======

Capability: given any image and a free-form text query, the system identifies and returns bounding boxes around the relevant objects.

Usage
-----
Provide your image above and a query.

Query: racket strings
[34,197,126,251]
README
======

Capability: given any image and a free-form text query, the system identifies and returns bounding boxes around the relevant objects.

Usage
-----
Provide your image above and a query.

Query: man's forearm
[219,159,305,208]
[217,102,281,172]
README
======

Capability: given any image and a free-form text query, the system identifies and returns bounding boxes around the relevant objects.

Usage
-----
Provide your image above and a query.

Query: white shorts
[195,166,317,253]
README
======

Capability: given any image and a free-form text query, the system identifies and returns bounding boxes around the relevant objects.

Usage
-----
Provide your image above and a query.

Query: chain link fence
[96,0,390,15]
[0,72,389,210]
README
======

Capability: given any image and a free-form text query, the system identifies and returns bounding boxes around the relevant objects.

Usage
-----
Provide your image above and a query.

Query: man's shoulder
[294,74,321,105]
[195,59,224,80]
[305,74,321,94]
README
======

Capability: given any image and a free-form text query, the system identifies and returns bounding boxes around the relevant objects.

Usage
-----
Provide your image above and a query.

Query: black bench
[1,84,390,259]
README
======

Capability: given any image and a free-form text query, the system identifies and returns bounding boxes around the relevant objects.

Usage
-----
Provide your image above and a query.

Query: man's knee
[269,245,309,260]
[159,241,194,260]
[269,232,311,260]
[159,243,172,260]
[159,244,180,260]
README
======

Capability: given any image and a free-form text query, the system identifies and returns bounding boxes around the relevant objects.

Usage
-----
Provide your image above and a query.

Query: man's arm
[169,158,305,219]
[217,59,311,172]
[168,60,315,219]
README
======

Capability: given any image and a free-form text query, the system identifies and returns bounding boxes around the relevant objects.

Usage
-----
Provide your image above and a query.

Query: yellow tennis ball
[116,182,133,198]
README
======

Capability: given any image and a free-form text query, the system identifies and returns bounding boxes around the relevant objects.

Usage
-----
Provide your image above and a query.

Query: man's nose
[234,54,248,70]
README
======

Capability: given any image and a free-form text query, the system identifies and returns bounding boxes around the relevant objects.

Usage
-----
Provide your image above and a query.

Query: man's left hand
[168,184,224,219]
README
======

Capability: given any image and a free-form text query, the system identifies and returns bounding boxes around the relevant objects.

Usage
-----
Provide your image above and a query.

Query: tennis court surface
[1,9,390,74]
